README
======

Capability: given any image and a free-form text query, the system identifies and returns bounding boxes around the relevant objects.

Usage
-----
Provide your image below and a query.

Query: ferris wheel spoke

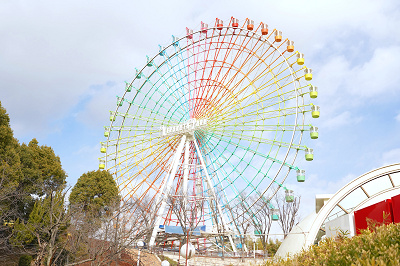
[202,136,286,201]
[209,150,278,219]
[212,128,305,151]
[192,30,259,114]
[102,18,318,245]
[186,35,210,117]
[112,111,171,127]
[161,58,191,114]
[196,43,266,116]
[196,58,294,119]
[220,98,312,121]
[108,136,176,177]
[208,129,302,167]
[203,40,283,102]
[115,142,178,195]
[135,74,188,122]
[213,124,310,132]
[215,61,301,115]
[106,131,161,146]
[136,65,191,122]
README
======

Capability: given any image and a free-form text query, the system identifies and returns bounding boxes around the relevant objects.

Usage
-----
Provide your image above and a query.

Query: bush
[18,255,32,266]
[158,254,178,266]
[266,222,400,265]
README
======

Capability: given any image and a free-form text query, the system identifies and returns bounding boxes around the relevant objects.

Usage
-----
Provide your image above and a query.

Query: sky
[1,0,400,221]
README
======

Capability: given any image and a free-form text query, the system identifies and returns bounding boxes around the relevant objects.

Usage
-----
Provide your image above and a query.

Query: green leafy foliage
[0,101,24,255]
[11,190,68,245]
[265,239,282,256]
[1,100,67,222]
[19,138,67,193]
[16,138,67,219]
[0,101,22,213]
[18,255,32,266]
[11,189,70,265]
[265,222,400,265]
[69,170,120,214]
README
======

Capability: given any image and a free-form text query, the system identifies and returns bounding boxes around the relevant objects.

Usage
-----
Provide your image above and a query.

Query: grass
[158,254,178,266]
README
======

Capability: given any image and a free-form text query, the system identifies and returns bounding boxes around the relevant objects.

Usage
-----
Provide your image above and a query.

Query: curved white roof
[275,213,317,257]
[276,163,400,258]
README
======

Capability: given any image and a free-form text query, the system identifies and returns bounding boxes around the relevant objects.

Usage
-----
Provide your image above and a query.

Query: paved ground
[128,249,162,265]
[163,252,268,266]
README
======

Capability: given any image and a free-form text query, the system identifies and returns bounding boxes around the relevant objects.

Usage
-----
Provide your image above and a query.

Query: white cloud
[0,1,196,137]
[316,46,400,101]
[75,82,120,128]
[321,111,362,129]
[348,46,400,98]
[312,46,400,130]
[1,0,399,138]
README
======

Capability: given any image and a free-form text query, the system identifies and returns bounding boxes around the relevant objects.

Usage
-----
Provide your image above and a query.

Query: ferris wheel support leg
[193,138,237,253]
[183,140,190,199]
[149,135,187,247]
[208,157,247,252]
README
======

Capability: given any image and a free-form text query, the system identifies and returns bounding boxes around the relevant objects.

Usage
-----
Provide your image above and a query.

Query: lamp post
[137,240,145,266]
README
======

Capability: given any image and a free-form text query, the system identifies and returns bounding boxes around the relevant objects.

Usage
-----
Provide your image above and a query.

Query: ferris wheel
[98,17,319,248]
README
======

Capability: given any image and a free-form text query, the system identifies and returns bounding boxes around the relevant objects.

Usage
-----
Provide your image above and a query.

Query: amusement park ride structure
[98,17,319,251]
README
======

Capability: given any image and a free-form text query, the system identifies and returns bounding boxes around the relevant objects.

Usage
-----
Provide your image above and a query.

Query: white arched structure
[276,163,400,257]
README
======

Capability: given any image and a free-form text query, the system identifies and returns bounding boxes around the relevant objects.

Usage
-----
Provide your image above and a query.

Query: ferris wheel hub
[160,118,208,137]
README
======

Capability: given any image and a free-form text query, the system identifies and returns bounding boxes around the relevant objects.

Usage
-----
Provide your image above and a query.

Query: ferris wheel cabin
[232,18,239,28]
[297,169,306,182]
[216,19,223,30]
[261,23,268,35]
[311,105,320,118]
[272,209,280,221]
[275,30,282,42]
[304,68,312,81]
[305,148,314,161]
[287,40,294,52]
[285,190,295,202]
[297,53,305,65]
[310,85,318,98]
[247,19,254,30]
[99,159,105,170]
[310,126,319,139]
[109,111,116,122]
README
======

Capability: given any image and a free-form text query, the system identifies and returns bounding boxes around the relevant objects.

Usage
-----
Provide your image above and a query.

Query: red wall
[391,194,400,223]
[354,199,393,235]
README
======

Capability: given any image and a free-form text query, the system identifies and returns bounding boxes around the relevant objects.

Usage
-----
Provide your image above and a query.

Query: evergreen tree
[12,189,69,266]
[17,139,67,218]
[69,170,120,215]
[0,100,68,261]
[0,101,22,202]
[0,101,23,254]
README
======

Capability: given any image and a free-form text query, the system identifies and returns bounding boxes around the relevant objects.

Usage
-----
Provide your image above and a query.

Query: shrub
[265,222,400,265]
[18,255,32,266]
[159,254,178,266]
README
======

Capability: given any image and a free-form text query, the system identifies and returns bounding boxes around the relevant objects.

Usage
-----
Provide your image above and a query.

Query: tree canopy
[69,170,120,214]
[0,101,68,262]
[0,101,137,265]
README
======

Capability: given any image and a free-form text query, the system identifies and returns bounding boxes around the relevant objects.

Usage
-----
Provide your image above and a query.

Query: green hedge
[266,222,400,265]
